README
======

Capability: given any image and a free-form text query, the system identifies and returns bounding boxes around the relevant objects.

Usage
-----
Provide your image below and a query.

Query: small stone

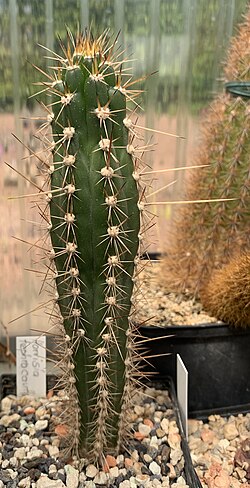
[125,458,133,469]
[20,419,29,431]
[161,418,169,434]
[149,461,161,475]
[19,477,31,487]
[14,447,26,459]
[93,471,108,485]
[2,459,9,468]
[218,439,230,450]
[134,431,145,441]
[134,405,144,415]
[223,422,238,440]
[131,450,139,462]
[79,472,86,482]
[105,454,116,467]
[86,464,98,479]
[144,418,154,429]
[32,438,40,447]
[23,407,36,415]
[171,447,184,466]
[54,424,68,437]
[133,461,142,474]
[26,448,44,460]
[49,464,57,476]
[171,475,189,487]
[168,432,181,448]
[35,407,47,420]
[128,476,137,488]
[36,475,65,488]
[35,420,48,431]
[116,454,124,466]
[144,454,152,463]
[48,445,59,458]
[201,428,215,444]
[1,397,12,414]
[156,428,165,438]
[138,423,151,436]
[9,457,18,468]
[119,481,130,488]
[0,413,20,427]
[65,464,79,488]
[109,466,119,478]
[167,462,176,478]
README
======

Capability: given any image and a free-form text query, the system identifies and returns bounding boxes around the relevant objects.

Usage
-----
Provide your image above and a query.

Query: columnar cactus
[34,32,149,461]
[162,9,250,297]
[200,253,250,328]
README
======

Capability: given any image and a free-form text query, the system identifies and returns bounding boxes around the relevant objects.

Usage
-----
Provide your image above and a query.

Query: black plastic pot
[140,323,250,418]
[0,374,202,487]
[0,374,58,399]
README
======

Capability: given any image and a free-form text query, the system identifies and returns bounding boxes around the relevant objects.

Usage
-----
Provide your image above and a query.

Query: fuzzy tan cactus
[200,253,250,327]
[162,9,250,297]
[15,30,154,462]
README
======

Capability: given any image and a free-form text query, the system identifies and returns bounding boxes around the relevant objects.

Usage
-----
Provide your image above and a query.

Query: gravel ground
[135,262,219,327]
[0,386,189,488]
[188,414,250,488]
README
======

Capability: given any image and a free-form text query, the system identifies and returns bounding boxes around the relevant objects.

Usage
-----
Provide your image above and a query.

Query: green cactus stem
[36,32,148,461]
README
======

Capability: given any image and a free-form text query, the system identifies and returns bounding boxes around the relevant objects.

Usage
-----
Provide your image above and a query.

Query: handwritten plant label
[16,336,46,397]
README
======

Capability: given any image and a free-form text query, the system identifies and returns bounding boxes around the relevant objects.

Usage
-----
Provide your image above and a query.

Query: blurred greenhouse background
[0,0,248,340]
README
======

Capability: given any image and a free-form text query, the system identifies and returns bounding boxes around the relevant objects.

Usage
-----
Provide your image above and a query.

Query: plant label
[16,336,46,397]
[177,354,188,439]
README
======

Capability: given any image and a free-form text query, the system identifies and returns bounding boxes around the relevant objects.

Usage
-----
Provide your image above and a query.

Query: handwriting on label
[16,336,46,397]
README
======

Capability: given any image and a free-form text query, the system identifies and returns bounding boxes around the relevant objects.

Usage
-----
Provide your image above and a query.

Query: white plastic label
[177,354,188,439]
[16,336,46,397]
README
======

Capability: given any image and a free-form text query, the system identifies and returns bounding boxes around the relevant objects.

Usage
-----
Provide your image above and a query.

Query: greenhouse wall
[0,0,248,338]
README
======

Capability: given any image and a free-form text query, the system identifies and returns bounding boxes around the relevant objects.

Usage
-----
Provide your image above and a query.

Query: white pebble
[26,448,44,460]
[36,475,65,487]
[93,471,108,485]
[138,423,151,436]
[48,445,59,458]
[20,434,30,446]
[171,447,183,466]
[18,477,31,487]
[32,438,39,447]
[9,456,18,467]
[149,461,161,475]
[2,459,9,468]
[14,447,26,460]
[6,468,17,479]
[129,477,137,488]
[64,464,79,488]
[161,418,169,433]
[79,472,86,482]
[86,464,98,478]
[109,466,119,479]
[119,481,131,488]
[144,454,152,463]
[35,419,48,431]
[0,413,20,427]
[1,397,12,413]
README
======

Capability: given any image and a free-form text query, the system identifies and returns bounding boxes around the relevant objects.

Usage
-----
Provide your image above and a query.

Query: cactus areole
[42,33,144,460]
